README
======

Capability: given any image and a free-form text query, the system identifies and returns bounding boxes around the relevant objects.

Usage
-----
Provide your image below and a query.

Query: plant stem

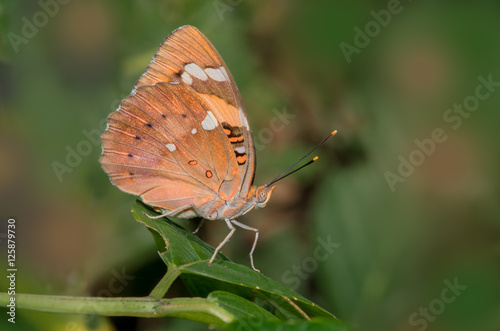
[149,268,180,299]
[0,293,234,327]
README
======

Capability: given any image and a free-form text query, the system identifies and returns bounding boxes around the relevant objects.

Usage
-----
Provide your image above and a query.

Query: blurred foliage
[1,0,500,330]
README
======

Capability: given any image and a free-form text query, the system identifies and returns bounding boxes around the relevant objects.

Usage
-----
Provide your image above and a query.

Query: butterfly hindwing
[102,83,232,211]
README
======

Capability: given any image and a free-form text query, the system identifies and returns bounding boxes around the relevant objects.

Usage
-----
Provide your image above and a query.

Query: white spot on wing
[220,66,230,81]
[166,144,176,152]
[201,111,218,130]
[185,63,208,80]
[238,107,250,129]
[181,72,192,85]
[191,128,197,134]
[205,67,227,82]
[235,146,246,154]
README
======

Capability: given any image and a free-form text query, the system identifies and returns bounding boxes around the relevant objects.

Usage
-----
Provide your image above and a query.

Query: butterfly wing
[100,26,255,217]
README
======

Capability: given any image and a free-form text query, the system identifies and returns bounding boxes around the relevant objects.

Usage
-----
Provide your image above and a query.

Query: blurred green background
[1,0,500,330]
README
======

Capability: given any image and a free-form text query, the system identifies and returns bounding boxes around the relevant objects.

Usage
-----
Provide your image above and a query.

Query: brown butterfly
[100,25,336,271]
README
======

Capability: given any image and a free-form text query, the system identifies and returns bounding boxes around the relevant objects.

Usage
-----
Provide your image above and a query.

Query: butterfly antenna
[266,130,337,187]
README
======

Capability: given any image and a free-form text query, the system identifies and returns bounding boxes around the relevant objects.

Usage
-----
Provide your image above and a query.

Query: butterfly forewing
[137,26,256,192]
[100,25,256,216]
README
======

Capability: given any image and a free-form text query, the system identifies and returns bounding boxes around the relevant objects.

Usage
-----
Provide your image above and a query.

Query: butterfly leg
[143,204,196,219]
[208,218,236,267]
[230,220,260,273]
[144,211,171,219]
[144,209,176,219]
[192,218,206,234]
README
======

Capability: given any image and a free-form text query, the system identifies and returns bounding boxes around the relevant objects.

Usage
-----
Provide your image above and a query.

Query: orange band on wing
[229,136,244,143]
[236,155,247,165]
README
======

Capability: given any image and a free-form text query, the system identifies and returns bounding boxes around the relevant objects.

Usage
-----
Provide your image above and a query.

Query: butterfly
[100,25,336,272]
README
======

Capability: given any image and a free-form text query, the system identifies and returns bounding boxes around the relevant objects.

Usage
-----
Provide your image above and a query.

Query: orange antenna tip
[266,130,337,186]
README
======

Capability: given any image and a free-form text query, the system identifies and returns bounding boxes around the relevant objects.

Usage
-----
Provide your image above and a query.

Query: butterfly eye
[256,186,275,206]
[257,188,268,203]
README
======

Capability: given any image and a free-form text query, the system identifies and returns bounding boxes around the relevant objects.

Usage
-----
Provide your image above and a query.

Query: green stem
[149,268,180,299]
[0,293,234,327]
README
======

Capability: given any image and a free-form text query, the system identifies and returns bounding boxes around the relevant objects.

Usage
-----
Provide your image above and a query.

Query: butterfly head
[254,185,276,208]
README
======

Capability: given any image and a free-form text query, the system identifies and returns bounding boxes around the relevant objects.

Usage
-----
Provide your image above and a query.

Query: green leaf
[227,317,353,331]
[131,201,337,321]
[207,291,278,322]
